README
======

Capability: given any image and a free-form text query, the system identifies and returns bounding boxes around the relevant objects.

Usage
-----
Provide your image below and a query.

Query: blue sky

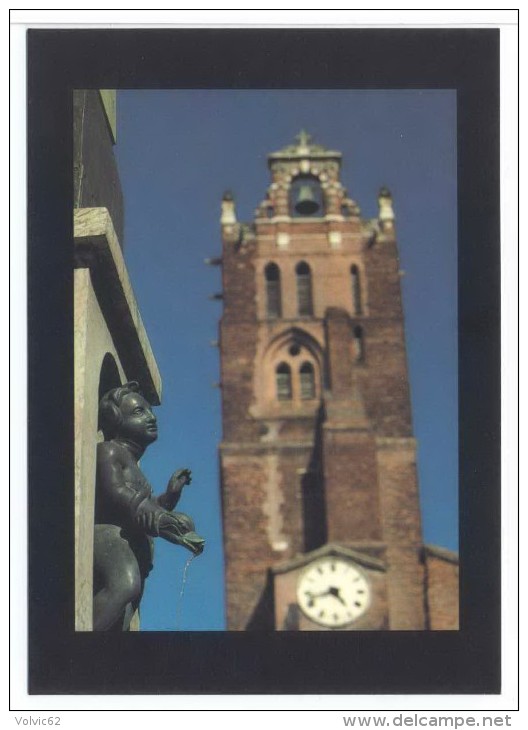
[114,89,457,631]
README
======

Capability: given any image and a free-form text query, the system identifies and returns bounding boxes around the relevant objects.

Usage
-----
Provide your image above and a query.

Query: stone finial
[378,186,395,229]
[221,190,237,225]
[295,129,312,152]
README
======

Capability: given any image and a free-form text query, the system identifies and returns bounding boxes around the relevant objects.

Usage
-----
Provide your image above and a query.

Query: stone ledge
[249,408,321,421]
[271,542,387,575]
[74,207,162,404]
[423,544,459,565]
[375,436,417,449]
[220,440,314,453]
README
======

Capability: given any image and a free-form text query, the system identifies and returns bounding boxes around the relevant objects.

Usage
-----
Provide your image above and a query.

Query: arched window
[276,363,292,400]
[351,265,362,315]
[299,362,316,400]
[353,325,365,362]
[296,261,313,316]
[265,263,282,318]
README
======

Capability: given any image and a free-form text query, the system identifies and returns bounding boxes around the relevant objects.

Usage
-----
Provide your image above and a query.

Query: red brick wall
[219,162,436,630]
[221,443,320,629]
[220,452,273,629]
[359,318,413,436]
[323,429,382,543]
[220,229,260,444]
[324,307,354,396]
[424,549,460,630]
[376,440,425,629]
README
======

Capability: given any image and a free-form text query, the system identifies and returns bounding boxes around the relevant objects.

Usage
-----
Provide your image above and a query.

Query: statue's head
[99,381,158,446]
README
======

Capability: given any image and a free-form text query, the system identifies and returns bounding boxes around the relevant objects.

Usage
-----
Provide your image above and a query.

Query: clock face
[296,557,371,628]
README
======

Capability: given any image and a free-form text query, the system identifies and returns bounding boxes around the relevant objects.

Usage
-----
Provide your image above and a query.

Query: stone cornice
[220,440,314,453]
[375,436,417,449]
[423,544,459,565]
[74,206,162,405]
[271,542,387,575]
[268,149,342,164]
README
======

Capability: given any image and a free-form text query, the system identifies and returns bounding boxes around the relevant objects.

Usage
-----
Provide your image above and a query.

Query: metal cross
[295,129,312,146]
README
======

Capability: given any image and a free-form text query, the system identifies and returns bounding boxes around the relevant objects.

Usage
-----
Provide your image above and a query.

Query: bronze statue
[93,381,204,631]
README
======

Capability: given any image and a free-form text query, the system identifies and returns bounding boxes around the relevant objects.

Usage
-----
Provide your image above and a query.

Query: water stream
[175,554,196,629]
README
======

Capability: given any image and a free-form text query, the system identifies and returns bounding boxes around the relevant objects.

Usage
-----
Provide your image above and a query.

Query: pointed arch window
[353,325,365,362]
[265,263,282,318]
[299,362,316,400]
[296,261,313,316]
[351,265,363,315]
[276,363,292,400]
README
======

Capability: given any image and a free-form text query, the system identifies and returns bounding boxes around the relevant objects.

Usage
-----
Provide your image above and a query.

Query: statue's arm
[155,468,205,554]
[157,468,192,511]
[96,442,165,534]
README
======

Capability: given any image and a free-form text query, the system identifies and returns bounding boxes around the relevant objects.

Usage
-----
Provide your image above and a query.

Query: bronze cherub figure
[92,381,204,631]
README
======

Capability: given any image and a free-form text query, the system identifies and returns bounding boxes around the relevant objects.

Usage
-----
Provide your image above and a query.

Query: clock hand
[328,586,346,606]
[305,586,348,609]
[305,588,332,607]
[305,588,331,599]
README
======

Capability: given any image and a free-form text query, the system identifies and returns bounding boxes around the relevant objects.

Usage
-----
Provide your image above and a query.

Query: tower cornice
[268,131,342,166]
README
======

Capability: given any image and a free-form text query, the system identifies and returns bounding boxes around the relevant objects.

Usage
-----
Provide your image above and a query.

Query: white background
[8,7,519,723]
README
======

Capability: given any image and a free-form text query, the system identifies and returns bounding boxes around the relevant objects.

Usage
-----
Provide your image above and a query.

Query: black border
[27,28,500,695]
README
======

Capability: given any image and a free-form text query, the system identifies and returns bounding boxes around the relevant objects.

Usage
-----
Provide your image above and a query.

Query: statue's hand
[158,469,192,511]
[168,468,192,492]
[133,498,167,536]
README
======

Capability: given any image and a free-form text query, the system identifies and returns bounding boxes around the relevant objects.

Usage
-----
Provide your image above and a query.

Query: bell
[294,184,319,216]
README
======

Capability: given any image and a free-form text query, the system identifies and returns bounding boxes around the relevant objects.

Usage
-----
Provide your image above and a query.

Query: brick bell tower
[217,132,427,631]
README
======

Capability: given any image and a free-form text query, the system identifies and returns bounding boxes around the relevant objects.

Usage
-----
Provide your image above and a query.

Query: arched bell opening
[289,175,324,218]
